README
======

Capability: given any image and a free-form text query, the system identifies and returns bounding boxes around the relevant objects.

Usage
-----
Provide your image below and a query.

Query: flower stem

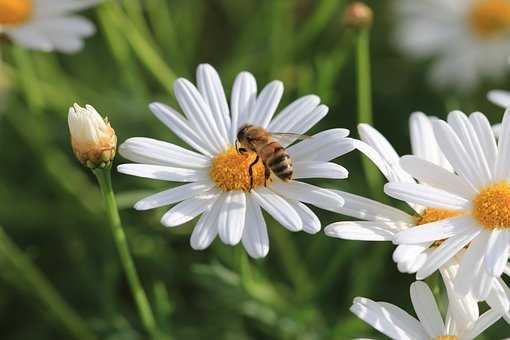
[0,227,96,340]
[92,168,161,339]
[355,27,384,198]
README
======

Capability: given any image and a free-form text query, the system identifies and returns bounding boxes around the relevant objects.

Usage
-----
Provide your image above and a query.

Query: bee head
[236,124,253,148]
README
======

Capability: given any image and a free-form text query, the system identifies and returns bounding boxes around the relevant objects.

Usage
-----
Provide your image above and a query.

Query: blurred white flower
[351,279,504,340]
[0,0,99,53]
[487,89,510,137]
[68,103,116,168]
[118,64,353,258]
[325,112,453,274]
[387,111,510,301]
[395,0,510,91]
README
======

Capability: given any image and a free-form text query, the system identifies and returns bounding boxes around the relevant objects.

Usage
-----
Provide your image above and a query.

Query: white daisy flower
[0,0,99,53]
[117,64,353,258]
[325,112,454,274]
[351,279,504,340]
[387,110,510,300]
[395,0,510,91]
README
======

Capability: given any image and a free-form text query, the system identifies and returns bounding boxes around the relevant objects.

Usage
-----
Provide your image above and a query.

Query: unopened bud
[68,103,117,168]
[343,2,373,29]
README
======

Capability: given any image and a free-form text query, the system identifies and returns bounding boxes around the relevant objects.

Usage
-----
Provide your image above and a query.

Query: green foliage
[0,0,508,339]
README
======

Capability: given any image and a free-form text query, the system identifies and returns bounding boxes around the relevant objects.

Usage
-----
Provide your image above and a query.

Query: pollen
[468,0,510,38]
[209,147,266,192]
[474,181,510,229]
[0,0,33,26]
[417,208,463,226]
[435,337,458,340]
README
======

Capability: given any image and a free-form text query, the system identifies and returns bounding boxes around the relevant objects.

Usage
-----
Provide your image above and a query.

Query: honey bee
[236,124,309,190]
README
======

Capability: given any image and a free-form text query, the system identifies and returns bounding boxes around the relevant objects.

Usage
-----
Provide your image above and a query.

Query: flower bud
[343,2,373,29]
[68,103,117,168]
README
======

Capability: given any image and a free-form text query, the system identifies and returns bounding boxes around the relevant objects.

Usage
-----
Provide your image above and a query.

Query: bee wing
[269,132,311,144]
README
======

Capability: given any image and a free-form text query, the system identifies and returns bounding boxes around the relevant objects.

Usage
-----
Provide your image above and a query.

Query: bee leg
[264,165,270,187]
[248,155,259,191]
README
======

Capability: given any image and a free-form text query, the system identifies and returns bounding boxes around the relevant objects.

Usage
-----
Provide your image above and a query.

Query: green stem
[356,28,372,124]
[92,168,161,339]
[355,27,384,199]
[0,227,96,340]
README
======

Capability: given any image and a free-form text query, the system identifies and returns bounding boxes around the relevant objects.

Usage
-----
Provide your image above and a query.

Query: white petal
[5,25,53,51]
[409,112,449,167]
[161,190,220,227]
[350,139,397,182]
[493,123,502,138]
[174,78,228,152]
[395,216,476,244]
[469,112,497,176]
[433,119,484,189]
[230,71,257,142]
[196,64,231,143]
[190,198,222,250]
[484,230,509,277]
[325,221,399,241]
[416,227,480,280]
[242,196,269,258]
[399,155,475,199]
[461,310,503,340]
[117,164,208,182]
[384,182,471,211]
[248,81,284,128]
[250,188,303,231]
[358,123,415,184]
[447,111,492,184]
[287,200,321,234]
[270,181,344,212]
[217,191,246,246]
[269,102,328,146]
[149,102,215,156]
[292,161,348,179]
[439,261,479,328]
[454,231,491,298]
[287,129,352,162]
[134,181,214,210]
[358,123,399,164]
[333,190,415,224]
[393,243,432,273]
[275,104,328,146]
[119,137,211,168]
[268,95,320,132]
[488,90,510,108]
[494,110,510,181]
[410,281,444,338]
[486,278,510,315]
[350,297,428,340]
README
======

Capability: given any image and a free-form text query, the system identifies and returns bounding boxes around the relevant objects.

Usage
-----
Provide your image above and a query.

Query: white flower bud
[68,103,117,168]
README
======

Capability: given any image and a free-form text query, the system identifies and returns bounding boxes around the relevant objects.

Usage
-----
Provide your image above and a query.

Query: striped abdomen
[260,141,293,181]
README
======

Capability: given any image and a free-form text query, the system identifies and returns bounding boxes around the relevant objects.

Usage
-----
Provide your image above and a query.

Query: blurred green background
[0,0,508,339]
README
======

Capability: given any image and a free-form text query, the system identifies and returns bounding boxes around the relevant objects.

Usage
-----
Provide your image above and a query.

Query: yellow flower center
[0,0,33,26]
[474,181,510,229]
[435,337,458,340]
[417,208,463,226]
[468,0,510,38]
[209,147,266,192]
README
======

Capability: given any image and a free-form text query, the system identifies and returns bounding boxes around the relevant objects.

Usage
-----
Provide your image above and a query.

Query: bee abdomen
[267,149,293,181]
